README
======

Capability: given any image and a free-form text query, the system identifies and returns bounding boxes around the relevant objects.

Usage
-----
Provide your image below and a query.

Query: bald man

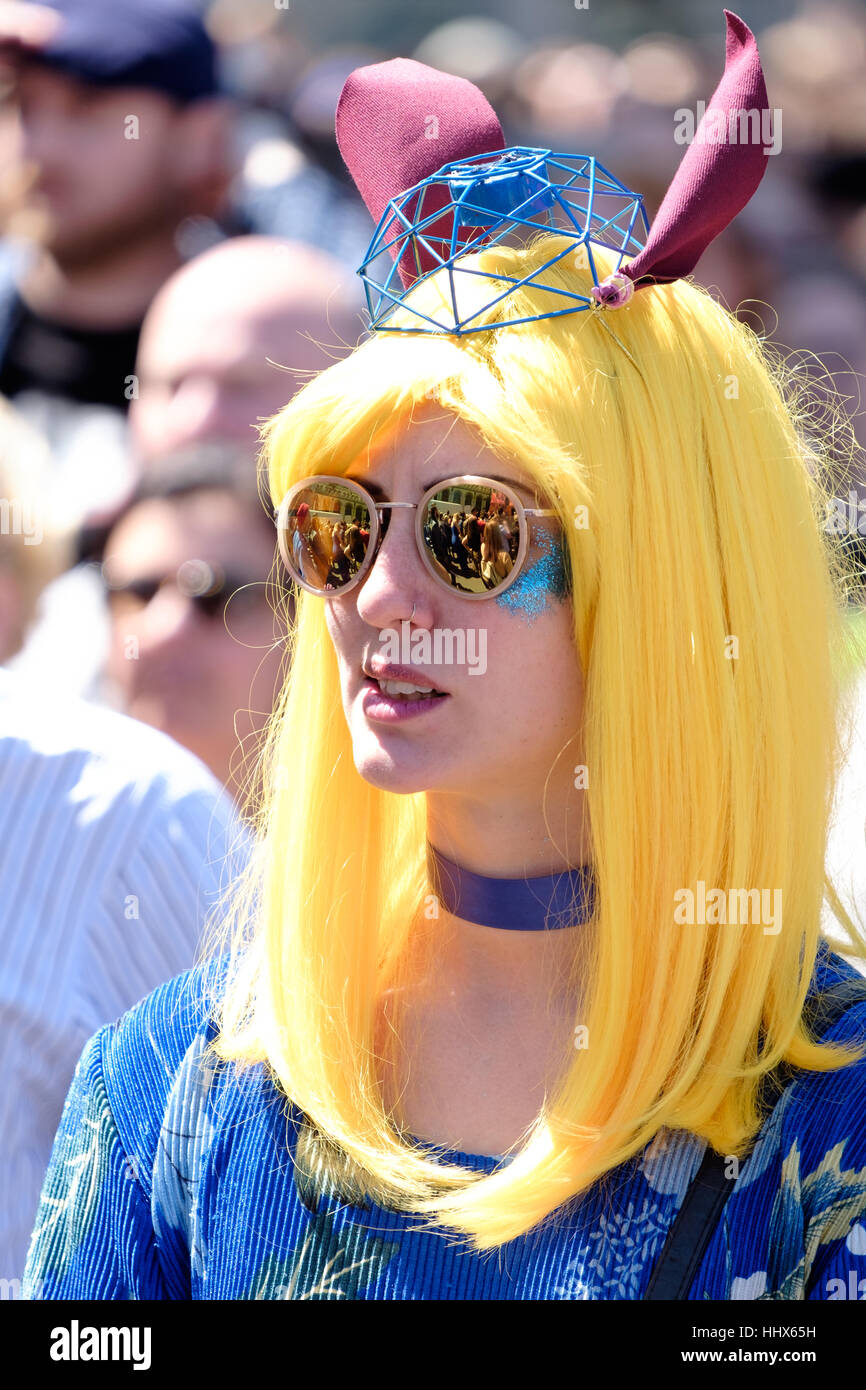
[130,236,364,461]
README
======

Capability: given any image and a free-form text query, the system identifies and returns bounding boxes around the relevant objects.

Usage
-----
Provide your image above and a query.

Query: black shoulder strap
[642,1145,730,1300]
[643,978,866,1300]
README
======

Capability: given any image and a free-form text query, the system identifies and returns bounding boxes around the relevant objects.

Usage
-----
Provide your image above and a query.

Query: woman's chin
[352,740,439,795]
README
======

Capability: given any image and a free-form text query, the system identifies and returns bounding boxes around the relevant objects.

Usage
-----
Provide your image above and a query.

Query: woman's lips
[360,677,451,723]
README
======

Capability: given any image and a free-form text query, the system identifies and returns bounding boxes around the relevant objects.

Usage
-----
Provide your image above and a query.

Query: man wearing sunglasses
[101,451,285,798]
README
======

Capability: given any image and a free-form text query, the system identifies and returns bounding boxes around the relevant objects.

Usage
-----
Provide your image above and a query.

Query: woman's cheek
[493,532,570,622]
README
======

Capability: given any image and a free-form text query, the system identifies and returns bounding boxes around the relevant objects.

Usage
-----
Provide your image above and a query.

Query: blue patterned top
[22,943,866,1300]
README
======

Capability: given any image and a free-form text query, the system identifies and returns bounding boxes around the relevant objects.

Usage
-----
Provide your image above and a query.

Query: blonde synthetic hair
[209,233,866,1250]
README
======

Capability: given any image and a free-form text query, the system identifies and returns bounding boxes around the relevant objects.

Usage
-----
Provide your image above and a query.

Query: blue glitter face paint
[495,528,571,619]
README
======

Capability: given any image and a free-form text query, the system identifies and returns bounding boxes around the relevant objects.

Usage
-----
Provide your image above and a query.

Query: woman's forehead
[346,408,538,499]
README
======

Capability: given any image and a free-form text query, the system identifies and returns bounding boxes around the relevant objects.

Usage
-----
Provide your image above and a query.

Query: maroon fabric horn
[335,57,504,287]
[624,10,772,289]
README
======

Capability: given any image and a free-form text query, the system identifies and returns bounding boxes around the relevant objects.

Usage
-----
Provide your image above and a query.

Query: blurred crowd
[0,0,864,807]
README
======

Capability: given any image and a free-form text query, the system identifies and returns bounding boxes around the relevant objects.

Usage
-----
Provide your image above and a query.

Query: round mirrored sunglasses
[274,474,558,600]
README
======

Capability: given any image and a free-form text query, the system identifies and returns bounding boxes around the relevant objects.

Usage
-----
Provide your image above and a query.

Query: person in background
[0,393,69,663]
[6,232,354,710]
[130,235,363,462]
[0,0,232,417]
[101,446,287,800]
[0,665,246,1286]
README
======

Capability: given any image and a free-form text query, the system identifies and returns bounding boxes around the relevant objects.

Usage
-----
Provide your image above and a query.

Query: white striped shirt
[0,670,247,1282]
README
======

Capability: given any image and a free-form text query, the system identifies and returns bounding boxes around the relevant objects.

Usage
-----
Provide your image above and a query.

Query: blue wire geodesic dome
[358,146,650,336]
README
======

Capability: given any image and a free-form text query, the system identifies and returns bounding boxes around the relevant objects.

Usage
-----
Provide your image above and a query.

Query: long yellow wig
[210,234,866,1250]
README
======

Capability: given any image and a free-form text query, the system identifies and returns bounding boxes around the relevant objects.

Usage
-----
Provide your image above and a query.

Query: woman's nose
[354,508,433,630]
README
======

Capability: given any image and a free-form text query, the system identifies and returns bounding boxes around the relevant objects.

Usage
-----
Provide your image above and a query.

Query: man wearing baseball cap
[0,0,232,415]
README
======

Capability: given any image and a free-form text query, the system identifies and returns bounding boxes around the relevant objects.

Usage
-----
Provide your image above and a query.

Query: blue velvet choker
[426,843,596,931]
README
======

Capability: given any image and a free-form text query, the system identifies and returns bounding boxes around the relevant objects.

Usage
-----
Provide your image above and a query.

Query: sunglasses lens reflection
[421,484,520,594]
[280,482,372,592]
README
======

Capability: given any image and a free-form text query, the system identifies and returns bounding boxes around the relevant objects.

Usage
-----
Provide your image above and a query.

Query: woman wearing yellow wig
[24,14,866,1301]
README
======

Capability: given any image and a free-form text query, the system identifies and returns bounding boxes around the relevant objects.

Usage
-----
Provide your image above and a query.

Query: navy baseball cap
[0,0,219,103]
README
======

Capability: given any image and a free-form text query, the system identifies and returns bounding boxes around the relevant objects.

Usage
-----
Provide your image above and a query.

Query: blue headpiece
[336,11,772,339]
[356,147,649,336]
